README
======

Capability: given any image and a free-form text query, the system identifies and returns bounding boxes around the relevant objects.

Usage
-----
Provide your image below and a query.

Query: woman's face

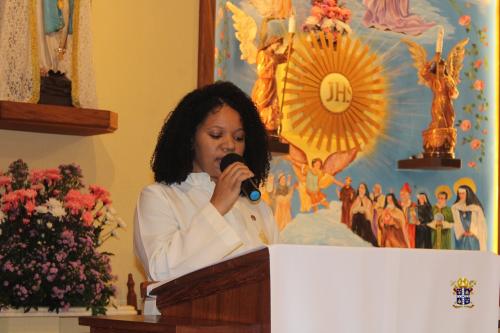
[418,194,426,205]
[458,189,467,202]
[192,105,245,181]
[358,184,366,196]
[387,195,394,205]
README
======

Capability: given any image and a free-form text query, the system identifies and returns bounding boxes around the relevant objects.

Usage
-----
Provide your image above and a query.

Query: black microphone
[220,153,261,202]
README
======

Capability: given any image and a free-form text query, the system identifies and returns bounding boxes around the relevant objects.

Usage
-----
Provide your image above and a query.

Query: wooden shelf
[398,157,461,170]
[0,100,117,136]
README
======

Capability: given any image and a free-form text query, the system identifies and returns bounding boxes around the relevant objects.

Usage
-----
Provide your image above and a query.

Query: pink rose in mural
[460,120,471,132]
[482,129,488,135]
[473,79,485,91]
[474,59,483,69]
[467,161,477,168]
[458,15,471,26]
[470,138,481,150]
[478,104,486,112]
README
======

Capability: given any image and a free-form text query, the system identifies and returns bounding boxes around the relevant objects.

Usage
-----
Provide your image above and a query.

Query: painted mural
[214,0,497,251]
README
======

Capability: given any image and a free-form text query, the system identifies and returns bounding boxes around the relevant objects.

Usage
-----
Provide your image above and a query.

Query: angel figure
[226,1,294,131]
[404,38,468,130]
[403,35,468,157]
[287,143,358,213]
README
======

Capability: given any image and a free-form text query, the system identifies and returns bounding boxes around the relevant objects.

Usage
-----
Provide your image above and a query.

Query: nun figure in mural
[451,185,487,251]
[350,183,378,246]
[378,193,409,248]
[0,0,97,107]
[415,192,433,249]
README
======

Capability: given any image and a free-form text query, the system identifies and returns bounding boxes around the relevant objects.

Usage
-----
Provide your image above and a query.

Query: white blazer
[134,172,279,281]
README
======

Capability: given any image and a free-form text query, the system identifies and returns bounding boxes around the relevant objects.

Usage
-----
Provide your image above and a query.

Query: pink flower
[25,201,36,215]
[44,169,61,181]
[468,161,477,168]
[82,211,94,226]
[460,120,471,132]
[474,59,483,69]
[473,79,485,91]
[89,185,110,202]
[478,104,486,112]
[470,138,481,150]
[0,175,11,187]
[458,15,471,26]
[29,170,45,183]
[311,5,323,18]
[482,129,488,135]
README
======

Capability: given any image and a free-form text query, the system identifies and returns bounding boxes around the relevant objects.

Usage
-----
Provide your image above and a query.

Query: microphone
[220,153,261,202]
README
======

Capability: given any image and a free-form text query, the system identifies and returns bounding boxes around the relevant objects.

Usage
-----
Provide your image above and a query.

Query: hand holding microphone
[210,153,261,216]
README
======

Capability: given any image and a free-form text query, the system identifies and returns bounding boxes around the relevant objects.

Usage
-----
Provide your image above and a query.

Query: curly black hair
[151,81,270,187]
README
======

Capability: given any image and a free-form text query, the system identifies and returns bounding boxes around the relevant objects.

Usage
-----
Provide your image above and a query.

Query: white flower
[108,207,117,215]
[50,206,66,218]
[111,229,118,238]
[47,198,63,208]
[46,222,53,229]
[105,212,116,221]
[35,206,49,214]
[117,218,127,228]
[0,210,5,224]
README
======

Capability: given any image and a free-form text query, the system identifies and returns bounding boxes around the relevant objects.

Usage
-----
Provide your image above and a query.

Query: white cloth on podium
[268,244,499,333]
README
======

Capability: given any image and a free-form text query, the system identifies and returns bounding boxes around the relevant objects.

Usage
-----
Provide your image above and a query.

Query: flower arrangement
[0,160,124,315]
[302,0,352,36]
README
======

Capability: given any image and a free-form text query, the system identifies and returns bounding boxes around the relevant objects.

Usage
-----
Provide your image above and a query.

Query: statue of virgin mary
[0,0,97,108]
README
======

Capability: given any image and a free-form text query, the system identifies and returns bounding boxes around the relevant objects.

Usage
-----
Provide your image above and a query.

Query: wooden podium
[79,248,271,333]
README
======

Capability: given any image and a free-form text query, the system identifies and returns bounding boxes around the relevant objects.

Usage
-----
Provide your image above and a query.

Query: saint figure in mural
[338,176,355,228]
[370,183,385,242]
[274,173,295,230]
[430,189,454,249]
[378,193,409,248]
[415,193,433,249]
[399,183,417,248]
[226,0,294,131]
[350,183,378,246]
[362,0,434,36]
[451,185,487,251]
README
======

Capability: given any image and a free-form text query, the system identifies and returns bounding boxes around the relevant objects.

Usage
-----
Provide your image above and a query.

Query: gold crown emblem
[452,277,476,290]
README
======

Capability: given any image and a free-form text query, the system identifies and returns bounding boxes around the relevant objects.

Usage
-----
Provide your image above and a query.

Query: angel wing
[249,0,292,19]
[401,39,429,87]
[287,143,308,184]
[226,1,258,64]
[318,148,358,189]
[446,38,469,83]
[323,148,358,176]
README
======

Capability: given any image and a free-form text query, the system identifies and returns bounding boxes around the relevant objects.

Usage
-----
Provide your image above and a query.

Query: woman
[378,193,409,248]
[134,81,279,282]
[350,183,378,246]
[451,185,487,251]
[415,192,433,249]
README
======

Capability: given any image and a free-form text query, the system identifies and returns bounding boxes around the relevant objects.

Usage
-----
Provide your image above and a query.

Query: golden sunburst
[281,32,388,153]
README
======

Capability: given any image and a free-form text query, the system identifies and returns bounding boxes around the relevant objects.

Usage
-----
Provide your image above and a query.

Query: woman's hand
[210,162,254,216]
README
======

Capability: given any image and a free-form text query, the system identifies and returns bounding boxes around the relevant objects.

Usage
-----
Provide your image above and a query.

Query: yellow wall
[0,0,199,306]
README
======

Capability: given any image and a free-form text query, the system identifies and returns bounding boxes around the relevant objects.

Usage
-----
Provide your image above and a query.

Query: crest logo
[452,277,476,308]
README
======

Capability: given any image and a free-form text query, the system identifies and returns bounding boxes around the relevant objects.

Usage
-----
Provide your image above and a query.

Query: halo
[453,177,477,194]
[434,185,452,200]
